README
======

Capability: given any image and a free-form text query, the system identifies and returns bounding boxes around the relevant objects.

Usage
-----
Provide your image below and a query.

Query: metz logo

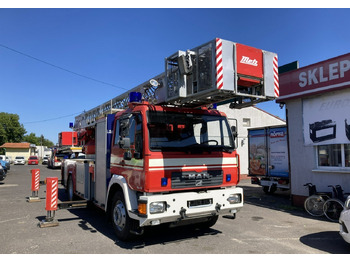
[240,56,258,67]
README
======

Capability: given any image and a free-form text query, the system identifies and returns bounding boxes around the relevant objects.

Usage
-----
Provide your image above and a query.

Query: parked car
[0,159,8,173]
[6,156,13,164]
[0,156,10,170]
[42,156,49,165]
[340,196,350,244]
[28,156,39,165]
[0,165,6,181]
[14,156,26,165]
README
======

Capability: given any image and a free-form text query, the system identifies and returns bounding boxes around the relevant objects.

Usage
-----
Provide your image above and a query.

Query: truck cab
[104,102,243,239]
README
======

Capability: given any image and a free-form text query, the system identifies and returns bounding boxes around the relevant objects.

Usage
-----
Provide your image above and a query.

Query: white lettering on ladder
[240,56,258,67]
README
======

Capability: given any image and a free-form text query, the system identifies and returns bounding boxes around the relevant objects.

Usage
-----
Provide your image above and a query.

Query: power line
[23,111,84,124]
[0,43,128,91]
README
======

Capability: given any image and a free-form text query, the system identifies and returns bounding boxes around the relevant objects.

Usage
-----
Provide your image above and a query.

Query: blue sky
[1,8,350,144]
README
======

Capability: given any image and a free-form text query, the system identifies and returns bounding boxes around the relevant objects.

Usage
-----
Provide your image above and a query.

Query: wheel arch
[106,175,138,219]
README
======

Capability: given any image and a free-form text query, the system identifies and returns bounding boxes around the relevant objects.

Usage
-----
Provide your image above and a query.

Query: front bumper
[54,162,62,167]
[339,209,350,244]
[136,187,243,227]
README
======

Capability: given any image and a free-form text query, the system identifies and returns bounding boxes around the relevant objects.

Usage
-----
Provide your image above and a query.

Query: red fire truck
[48,132,80,169]
[61,38,279,240]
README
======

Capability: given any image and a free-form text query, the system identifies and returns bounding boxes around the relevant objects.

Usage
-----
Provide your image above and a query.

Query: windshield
[147,111,234,151]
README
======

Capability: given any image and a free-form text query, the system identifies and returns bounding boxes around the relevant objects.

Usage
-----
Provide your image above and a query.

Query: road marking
[0,184,18,187]
[0,215,29,224]
[232,236,337,243]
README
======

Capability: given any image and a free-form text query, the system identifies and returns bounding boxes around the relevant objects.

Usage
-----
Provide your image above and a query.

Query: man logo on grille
[195,180,203,187]
[182,173,210,180]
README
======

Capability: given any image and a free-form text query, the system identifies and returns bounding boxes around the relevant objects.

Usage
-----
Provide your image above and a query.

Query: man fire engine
[61,38,279,240]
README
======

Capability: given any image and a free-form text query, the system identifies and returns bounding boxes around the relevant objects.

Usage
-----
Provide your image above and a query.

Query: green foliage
[0,112,26,145]
[0,112,54,149]
[23,133,54,147]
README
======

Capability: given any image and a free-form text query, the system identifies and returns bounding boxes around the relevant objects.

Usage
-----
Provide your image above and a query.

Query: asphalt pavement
[0,164,349,254]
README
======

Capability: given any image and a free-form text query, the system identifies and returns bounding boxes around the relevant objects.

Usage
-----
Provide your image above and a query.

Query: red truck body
[60,38,278,240]
[58,132,78,146]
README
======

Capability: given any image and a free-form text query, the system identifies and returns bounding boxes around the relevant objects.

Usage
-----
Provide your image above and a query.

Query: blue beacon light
[129,92,142,103]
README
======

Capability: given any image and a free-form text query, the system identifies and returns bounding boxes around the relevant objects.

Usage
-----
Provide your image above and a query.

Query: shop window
[317,144,350,168]
[345,144,350,167]
[318,144,341,167]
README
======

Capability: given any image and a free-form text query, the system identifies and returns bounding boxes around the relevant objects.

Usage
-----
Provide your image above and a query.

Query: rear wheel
[323,198,344,222]
[263,184,277,194]
[110,191,139,241]
[304,195,327,217]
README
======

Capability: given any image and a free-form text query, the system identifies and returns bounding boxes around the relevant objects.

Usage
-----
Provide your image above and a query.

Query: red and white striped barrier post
[39,177,59,227]
[28,169,40,202]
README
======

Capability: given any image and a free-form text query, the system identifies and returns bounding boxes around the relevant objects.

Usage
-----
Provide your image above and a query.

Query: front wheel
[323,198,344,222]
[110,191,139,241]
[304,195,327,217]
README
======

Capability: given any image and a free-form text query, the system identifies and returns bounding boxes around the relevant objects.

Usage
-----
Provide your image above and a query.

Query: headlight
[227,194,242,204]
[149,202,166,214]
[345,196,350,210]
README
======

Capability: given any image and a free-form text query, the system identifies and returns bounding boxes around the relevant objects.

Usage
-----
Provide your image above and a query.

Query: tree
[0,112,26,145]
[23,133,54,147]
[0,112,54,152]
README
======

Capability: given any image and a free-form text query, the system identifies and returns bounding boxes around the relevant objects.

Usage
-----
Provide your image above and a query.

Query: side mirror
[231,126,238,139]
[124,151,132,161]
[120,137,130,149]
[134,152,142,159]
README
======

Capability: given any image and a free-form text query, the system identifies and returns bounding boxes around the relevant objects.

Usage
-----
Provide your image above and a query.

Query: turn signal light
[138,202,147,215]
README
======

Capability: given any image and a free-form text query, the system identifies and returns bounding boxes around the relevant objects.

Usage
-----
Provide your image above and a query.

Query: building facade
[277,53,350,206]
[0,143,36,160]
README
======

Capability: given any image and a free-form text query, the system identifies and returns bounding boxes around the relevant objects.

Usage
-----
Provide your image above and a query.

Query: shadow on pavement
[49,187,223,250]
[299,231,350,254]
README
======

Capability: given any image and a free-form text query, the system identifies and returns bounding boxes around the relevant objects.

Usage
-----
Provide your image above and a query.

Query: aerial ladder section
[74,38,279,130]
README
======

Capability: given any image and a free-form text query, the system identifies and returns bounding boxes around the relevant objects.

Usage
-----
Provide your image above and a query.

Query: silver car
[14,156,26,165]
[339,196,350,244]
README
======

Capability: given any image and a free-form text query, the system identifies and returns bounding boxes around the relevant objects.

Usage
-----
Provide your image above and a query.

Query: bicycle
[303,183,332,217]
[323,185,349,222]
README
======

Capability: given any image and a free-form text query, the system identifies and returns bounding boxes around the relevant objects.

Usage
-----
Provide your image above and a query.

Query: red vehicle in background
[28,156,39,165]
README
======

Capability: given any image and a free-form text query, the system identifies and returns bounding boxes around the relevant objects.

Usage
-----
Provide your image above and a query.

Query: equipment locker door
[95,118,107,207]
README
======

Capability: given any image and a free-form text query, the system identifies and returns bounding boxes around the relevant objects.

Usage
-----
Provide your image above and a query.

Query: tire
[263,185,277,194]
[110,191,139,241]
[304,195,327,217]
[323,198,344,222]
[67,176,74,201]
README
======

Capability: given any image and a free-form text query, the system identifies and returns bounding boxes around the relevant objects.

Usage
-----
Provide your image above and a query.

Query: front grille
[171,170,223,189]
